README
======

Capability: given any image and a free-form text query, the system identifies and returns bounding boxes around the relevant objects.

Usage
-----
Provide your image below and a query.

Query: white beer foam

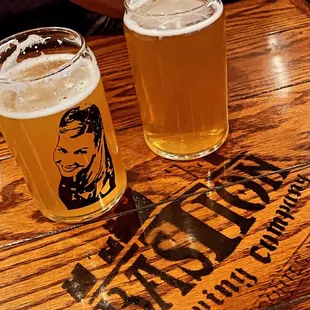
[0,35,51,75]
[124,0,223,37]
[0,53,100,119]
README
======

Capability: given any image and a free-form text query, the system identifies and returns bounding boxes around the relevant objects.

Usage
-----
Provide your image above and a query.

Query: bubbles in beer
[124,0,223,36]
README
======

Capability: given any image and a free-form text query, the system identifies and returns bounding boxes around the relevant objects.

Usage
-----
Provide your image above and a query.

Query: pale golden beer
[0,28,127,222]
[124,0,228,160]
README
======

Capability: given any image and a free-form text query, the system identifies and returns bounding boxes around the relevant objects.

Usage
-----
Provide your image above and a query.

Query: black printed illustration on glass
[54,104,116,210]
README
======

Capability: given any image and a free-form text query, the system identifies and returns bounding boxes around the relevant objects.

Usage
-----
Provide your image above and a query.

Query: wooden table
[0,0,309,309]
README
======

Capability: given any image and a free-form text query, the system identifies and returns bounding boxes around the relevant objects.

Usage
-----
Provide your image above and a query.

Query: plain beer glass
[0,28,127,223]
[124,0,228,160]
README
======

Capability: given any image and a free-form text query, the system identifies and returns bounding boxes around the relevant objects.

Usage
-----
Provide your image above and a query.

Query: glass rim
[0,27,86,85]
[124,0,216,17]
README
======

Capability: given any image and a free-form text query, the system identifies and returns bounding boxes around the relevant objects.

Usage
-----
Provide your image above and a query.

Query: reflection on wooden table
[0,0,309,309]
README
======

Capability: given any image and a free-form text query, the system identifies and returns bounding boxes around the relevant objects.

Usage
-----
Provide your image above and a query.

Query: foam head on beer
[0,34,100,119]
[124,0,223,36]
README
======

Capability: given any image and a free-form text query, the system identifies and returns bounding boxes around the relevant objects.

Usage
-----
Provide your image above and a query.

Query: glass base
[145,130,228,161]
[40,184,127,224]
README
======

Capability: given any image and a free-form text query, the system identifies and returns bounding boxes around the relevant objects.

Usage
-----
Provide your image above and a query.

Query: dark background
[0,0,240,40]
[0,0,122,40]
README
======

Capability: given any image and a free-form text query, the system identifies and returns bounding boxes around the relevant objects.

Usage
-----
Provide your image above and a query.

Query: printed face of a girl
[54,132,97,178]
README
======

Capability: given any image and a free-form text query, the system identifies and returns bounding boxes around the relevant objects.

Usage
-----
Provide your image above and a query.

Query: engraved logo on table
[54,103,115,210]
[62,153,310,309]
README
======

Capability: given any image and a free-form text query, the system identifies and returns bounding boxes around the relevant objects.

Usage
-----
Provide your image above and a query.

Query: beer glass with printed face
[0,27,127,223]
[124,0,228,160]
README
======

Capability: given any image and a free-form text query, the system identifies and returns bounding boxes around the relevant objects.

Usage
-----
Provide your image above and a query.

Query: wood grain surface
[291,0,310,15]
[0,0,309,309]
